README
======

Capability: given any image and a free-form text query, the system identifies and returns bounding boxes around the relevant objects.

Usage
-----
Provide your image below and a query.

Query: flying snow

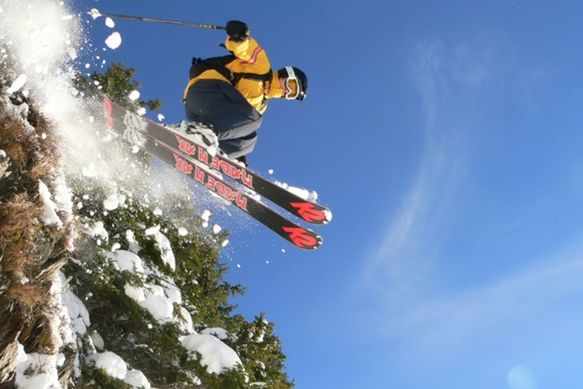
[201,210,212,228]
[88,8,102,20]
[105,32,122,49]
[128,90,140,101]
[275,180,319,202]
[6,74,27,94]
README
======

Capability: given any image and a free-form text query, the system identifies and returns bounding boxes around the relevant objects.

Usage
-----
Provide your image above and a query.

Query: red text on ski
[173,152,248,210]
[173,153,193,175]
[175,135,253,187]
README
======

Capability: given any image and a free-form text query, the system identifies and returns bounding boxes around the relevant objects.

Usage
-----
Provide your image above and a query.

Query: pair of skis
[100,95,331,250]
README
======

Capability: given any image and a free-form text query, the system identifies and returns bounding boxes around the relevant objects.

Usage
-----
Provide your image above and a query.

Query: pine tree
[75,63,161,112]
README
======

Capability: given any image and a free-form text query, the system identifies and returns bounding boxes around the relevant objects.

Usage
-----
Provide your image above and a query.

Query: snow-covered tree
[0,1,293,383]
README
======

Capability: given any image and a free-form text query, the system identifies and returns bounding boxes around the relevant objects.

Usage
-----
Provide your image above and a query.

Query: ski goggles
[284,66,305,101]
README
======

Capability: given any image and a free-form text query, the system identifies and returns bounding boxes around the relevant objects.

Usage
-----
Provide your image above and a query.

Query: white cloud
[383,247,583,348]
[508,365,537,389]
[361,39,489,299]
[355,38,583,367]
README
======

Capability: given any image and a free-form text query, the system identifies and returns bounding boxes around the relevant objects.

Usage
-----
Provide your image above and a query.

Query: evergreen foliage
[75,63,161,112]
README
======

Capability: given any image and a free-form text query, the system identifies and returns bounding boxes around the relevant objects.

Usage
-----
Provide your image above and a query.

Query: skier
[183,20,307,165]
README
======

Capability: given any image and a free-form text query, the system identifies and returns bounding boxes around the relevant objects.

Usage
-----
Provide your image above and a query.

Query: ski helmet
[278,66,308,101]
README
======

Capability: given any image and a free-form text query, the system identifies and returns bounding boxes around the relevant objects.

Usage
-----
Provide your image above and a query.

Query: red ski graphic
[282,226,321,249]
[103,98,113,128]
[290,202,328,223]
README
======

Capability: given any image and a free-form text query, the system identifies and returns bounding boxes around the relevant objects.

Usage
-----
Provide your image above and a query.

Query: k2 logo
[282,226,320,249]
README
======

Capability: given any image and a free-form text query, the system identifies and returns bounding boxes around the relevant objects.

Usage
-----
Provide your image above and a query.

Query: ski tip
[323,208,333,224]
[282,226,323,250]
[290,202,333,225]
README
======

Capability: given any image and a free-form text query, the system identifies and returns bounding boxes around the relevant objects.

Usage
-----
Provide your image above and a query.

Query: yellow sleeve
[224,37,271,75]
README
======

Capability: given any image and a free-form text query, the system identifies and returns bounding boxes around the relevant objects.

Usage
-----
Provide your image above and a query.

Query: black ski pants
[184,79,263,158]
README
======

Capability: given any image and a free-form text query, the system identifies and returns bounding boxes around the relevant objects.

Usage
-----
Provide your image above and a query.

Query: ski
[103,95,332,225]
[97,96,323,250]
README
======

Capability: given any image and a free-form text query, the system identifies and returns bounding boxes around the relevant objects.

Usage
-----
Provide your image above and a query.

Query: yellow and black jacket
[184,37,273,114]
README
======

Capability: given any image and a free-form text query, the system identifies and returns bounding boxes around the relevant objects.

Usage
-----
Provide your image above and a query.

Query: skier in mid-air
[182,20,308,165]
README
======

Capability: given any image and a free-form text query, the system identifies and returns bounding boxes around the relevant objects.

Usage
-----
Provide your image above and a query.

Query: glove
[235,155,249,167]
[226,20,249,42]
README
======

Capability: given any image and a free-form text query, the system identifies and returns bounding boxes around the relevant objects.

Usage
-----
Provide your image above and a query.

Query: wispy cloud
[355,38,583,377]
[384,245,583,346]
[508,365,537,389]
[360,39,490,299]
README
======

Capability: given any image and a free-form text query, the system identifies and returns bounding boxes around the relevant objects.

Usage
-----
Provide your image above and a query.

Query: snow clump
[92,351,127,379]
[105,32,122,49]
[14,347,60,389]
[144,225,176,270]
[38,180,63,227]
[128,90,140,101]
[103,192,126,210]
[181,334,242,374]
[88,8,102,20]
[7,73,27,94]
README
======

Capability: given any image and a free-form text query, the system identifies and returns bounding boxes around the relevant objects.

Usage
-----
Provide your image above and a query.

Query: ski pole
[92,11,225,30]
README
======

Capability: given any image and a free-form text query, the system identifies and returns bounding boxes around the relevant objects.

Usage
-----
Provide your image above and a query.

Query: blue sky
[76,1,583,387]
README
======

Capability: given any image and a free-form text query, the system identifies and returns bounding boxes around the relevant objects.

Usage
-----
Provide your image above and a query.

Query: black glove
[236,155,249,167]
[226,20,249,42]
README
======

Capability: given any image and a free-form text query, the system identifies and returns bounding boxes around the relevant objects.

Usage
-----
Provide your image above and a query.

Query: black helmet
[278,66,308,101]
